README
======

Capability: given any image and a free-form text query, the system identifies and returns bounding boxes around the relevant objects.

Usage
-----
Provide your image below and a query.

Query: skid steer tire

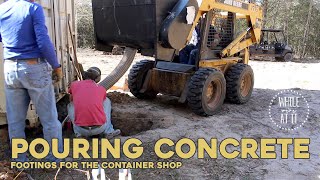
[187,68,226,116]
[225,63,254,104]
[128,60,158,99]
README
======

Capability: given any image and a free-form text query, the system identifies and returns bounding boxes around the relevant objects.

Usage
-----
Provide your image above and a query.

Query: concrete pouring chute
[98,47,137,90]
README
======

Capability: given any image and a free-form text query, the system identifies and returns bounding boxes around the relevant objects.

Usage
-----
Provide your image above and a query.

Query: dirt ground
[1,49,319,180]
[76,49,320,180]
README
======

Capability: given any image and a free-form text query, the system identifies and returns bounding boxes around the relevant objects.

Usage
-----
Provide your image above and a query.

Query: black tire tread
[187,68,225,116]
[128,60,157,99]
[225,63,254,104]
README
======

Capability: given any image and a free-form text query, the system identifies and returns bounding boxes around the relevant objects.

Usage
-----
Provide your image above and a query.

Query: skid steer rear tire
[128,60,158,99]
[225,63,254,104]
[187,68,226,116]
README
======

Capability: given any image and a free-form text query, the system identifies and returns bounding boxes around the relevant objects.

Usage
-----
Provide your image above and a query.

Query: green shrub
[76,1,94,48]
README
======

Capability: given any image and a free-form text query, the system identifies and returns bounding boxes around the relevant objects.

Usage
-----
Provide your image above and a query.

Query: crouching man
[68,67,121,138]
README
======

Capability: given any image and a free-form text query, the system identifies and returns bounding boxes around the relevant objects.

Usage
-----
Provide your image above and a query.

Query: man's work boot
[105,129,121,139]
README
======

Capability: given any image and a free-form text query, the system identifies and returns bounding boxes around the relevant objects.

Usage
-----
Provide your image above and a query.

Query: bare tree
[301,0,313,58]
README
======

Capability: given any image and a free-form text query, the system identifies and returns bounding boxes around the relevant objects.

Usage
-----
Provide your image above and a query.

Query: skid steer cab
[250,29,294,62]
[92,0,263,116]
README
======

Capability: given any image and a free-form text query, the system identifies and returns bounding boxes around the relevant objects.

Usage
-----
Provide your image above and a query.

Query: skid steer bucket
[92,0,199,60]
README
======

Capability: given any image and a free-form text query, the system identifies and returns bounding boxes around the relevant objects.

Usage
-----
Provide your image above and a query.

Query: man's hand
[52,66,63,83]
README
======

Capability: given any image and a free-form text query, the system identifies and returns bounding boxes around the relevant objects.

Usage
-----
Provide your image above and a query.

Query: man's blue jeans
[67,98,115,137]
[179,44,196,64]
[4,60,63,162]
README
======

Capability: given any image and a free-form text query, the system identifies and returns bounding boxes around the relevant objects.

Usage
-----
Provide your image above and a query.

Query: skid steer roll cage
[187,0,263,65]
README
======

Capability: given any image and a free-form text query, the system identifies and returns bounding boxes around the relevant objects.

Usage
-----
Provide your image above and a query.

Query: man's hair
[84,67,101,81]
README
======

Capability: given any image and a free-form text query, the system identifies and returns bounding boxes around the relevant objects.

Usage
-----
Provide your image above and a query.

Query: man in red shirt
[68,67,121,138]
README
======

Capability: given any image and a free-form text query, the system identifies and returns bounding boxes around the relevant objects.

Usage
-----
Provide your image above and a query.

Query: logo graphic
[269,90,310,131]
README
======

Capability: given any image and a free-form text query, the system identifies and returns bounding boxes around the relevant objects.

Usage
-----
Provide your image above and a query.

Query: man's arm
[32,5,60,69]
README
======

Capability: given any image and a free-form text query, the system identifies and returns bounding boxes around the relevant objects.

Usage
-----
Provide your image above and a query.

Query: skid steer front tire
[128,60,158,99]
[225,63,254,104]
[187,68,226,116]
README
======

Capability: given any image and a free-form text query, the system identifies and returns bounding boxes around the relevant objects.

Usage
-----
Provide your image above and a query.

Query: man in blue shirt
[0,0,63,162]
